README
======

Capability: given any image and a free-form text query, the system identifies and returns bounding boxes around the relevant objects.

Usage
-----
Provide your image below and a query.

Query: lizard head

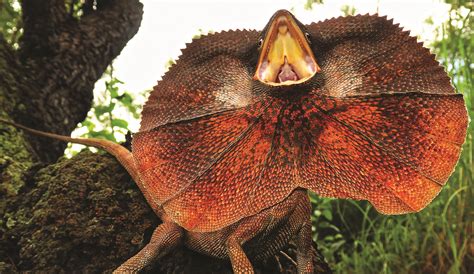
[254,9,321,86]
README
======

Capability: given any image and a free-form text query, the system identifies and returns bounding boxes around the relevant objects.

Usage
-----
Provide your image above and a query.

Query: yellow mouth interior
[254,13,320,86]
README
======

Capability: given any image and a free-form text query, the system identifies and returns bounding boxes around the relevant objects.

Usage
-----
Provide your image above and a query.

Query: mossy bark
[0,1,330,273]
[0,152,157,272]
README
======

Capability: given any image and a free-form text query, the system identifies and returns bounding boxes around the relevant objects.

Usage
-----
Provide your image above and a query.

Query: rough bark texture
[17,0,144,163]
[0,1,331,273]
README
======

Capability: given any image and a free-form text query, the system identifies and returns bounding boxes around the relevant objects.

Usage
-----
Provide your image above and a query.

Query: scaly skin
[115,189,313,274]
[0,9,468,273]
[133,11,468,233]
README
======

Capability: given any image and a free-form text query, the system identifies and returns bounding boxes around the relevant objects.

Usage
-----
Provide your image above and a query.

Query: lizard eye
[258,38,263,49]
[304,32,311,43]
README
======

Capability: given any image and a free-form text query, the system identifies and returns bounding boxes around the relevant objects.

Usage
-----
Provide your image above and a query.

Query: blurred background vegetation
[1,0,472,273]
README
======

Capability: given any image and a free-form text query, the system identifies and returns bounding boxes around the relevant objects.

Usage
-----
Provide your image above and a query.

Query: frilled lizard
[1,9,468,273]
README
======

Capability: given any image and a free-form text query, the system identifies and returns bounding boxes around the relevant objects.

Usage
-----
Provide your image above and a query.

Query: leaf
[80,120,96,131]
[110,86,119,98]
[111,118,129,129]
[94,103,115,117]
[322,209,333,221]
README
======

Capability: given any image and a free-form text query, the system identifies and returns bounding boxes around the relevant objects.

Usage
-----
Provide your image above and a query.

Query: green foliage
[340,5,357,16]
[192,28,215,40]
[69,65,142,154]
[0,0,22,47]
[165,58,176,71]
[64,0,85,18]
[304,0,324,10]
[432,6,472,97]
[444,0,473,9]
[311,3,473,274]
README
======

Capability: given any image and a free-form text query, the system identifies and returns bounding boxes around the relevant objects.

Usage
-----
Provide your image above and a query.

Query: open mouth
[254,10,321,86]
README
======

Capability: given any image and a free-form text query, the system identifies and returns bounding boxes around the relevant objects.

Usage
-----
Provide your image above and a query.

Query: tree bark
[0,2,331,273]
[16,0,144,162]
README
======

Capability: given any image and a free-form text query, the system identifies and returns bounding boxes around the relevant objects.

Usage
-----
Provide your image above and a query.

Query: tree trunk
[0,2,331,273]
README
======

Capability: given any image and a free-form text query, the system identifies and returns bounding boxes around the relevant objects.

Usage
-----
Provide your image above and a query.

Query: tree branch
[20,0,68,56]
[13,0,143,162]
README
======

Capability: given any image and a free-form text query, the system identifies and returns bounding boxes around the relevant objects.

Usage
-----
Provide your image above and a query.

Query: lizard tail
[0,118,139,183]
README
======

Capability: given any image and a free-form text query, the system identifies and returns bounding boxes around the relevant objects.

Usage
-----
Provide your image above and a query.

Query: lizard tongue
[278,57,299,83]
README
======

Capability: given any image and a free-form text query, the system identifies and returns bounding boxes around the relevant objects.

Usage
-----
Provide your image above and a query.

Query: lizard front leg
[226,215,271,274]
[295,196,314,274]
[114,222,183,273]
[296,220,314,274]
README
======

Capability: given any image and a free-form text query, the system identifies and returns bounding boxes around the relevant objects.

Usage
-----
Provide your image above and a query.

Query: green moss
[0,115,35,196]
[1,151,158,272]
[0,41,35,197]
